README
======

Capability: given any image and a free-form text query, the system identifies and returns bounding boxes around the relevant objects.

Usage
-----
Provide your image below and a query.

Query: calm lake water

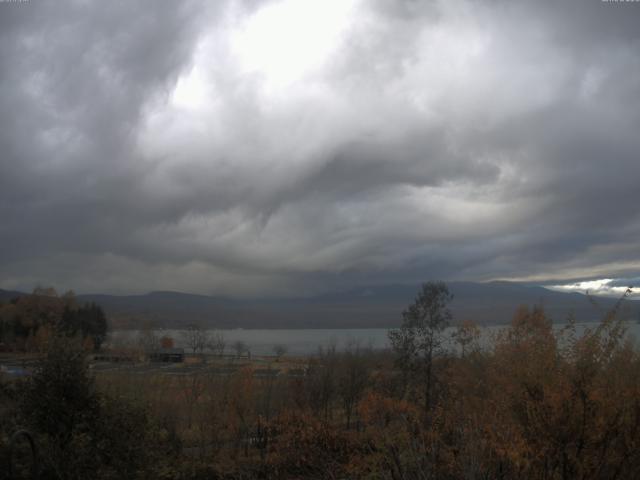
[110,322,640,356]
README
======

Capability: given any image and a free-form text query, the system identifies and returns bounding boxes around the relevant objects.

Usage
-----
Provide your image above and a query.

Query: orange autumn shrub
[264,410,357,479]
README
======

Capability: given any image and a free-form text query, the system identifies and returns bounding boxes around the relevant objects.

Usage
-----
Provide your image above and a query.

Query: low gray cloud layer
[1,0,640,296]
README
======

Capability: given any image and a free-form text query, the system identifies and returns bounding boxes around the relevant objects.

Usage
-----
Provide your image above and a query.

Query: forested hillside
[3,282,636,329]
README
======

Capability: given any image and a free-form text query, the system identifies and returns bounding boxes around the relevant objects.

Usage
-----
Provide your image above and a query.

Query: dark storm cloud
[1,0,640,296]
[1,1,207,247]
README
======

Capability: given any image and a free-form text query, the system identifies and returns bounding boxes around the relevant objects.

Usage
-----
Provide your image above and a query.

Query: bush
[18,335,176,479]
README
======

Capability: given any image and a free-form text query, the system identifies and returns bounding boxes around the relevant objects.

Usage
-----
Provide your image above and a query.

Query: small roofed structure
[149,347,185,363]
[93,352,135,363]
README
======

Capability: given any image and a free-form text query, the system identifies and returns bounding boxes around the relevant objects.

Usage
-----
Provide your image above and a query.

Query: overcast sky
[1,0,639,297]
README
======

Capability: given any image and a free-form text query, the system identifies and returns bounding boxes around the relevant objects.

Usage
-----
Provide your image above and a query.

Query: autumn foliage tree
[0,289,107,352]
[5,282,640,479]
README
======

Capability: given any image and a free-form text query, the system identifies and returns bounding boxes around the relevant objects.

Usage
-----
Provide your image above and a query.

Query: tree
[20,335,97,442]
[137,323,160,355]
[19,334,170,479]
[208,330,226,357]
[19,335,99,478]
[177,372,206,429]
[78,302,108,350]
[234,340,247,358]
[388,281,453,417]
[273,344,287,361]
[0,289,107,353]
[307,343,338,422]
[181,324,210,355]
[338,340,369,429]
[59,301,107,351]
[451,319,481,358]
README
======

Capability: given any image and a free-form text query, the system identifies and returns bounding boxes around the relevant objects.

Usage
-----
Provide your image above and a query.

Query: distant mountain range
[1,282,638,329]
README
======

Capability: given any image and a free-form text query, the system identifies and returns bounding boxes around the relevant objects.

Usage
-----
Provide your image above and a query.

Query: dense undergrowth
[1,286,639,479]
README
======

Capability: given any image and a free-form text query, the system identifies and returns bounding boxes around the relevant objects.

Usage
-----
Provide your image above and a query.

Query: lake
[110,322,640,356]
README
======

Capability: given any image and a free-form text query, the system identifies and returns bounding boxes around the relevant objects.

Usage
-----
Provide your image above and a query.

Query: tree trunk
[424,345,433,422]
